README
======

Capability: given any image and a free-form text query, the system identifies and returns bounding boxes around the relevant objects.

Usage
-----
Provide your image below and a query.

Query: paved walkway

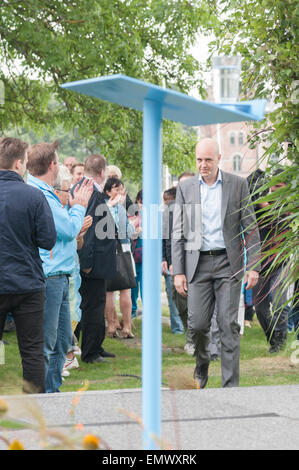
[1,384,299,450]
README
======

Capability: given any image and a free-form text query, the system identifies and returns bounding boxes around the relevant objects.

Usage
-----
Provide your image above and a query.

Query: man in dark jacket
[73,154,117,363]
[162,176,196,354]
[0,137,57,393]
[162,187,184,335]
[249,169,290,353]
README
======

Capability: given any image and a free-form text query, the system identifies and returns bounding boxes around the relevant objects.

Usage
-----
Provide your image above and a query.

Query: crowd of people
[0,136,297,394]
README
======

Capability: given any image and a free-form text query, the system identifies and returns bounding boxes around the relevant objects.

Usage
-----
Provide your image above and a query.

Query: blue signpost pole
[142,98,162,450]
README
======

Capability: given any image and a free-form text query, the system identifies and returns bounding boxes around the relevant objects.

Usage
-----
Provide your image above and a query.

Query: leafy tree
[6,125,92,161]
[0,0,213,180]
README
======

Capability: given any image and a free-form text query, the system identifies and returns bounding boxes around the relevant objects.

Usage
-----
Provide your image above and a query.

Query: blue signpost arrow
[61,74,266,449]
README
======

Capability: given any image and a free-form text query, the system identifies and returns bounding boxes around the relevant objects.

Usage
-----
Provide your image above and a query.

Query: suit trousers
[0,291,45,393]
[79,275,107,362]
[209,307,221,358]
[188,253,241,388]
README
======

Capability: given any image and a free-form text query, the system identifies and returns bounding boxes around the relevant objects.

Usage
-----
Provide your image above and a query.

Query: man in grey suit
[172,138,261,388]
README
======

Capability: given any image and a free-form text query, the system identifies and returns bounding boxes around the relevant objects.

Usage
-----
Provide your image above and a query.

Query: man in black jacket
[74,154,117,363]
[249,169,290,353]
[0,137,56,393]
[162,175,196,354]
[162,187,184,335]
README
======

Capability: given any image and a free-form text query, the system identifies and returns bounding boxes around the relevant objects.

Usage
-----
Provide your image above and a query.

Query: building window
[230,132,235,145]
[238,132,244,145]
[220,69,239,102]
[233,155,242,172]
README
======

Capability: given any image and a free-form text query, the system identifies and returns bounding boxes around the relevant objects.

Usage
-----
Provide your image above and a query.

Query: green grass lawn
[1,316,299,396]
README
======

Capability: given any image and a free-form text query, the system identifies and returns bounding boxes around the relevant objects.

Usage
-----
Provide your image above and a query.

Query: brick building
[197,82,267,178]
[163,117,264,190]
[162,77,274,189]
[198,120,264,178]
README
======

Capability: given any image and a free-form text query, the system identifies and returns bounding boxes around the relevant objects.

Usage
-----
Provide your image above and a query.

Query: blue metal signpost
[61,75,266,450]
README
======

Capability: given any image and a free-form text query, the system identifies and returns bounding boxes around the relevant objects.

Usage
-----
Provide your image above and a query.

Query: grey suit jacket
[171,171,261,282]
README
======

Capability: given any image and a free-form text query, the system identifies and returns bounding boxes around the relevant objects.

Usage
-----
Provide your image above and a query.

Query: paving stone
[1,384,299,450]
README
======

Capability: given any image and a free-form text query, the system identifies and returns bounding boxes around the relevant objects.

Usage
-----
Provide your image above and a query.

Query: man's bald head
[195,138,221,185]
[196,138,220,158]
[63,156,77,171]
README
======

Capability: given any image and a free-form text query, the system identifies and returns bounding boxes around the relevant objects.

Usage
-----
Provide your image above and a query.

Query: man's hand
[135,226,142,234]
[76,216,93,250]
[69,179,94,208]
[161,261,168,276]
[174,274,188,297]
[82,267,92,274]
[77,215,93,240]
[107,193,122,208]
[119,187,127,206]
[244,270,259,290]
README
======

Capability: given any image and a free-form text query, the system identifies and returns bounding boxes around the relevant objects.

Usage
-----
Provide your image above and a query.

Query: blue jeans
[131,263,142,318]
[164,274,184,334]
[44,275,73,393]
[69,256,82,322]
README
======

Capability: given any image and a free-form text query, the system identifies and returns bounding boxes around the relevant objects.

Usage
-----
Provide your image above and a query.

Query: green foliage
[206,0,299,290]
[0,0,213,180]
[6,125,93,162]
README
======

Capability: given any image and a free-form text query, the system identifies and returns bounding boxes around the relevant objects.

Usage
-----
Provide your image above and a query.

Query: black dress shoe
[211,354,220,361]
[269,331,286,354]
[194,365,209,389]
[85,356,109,364]
[100,350,116,358]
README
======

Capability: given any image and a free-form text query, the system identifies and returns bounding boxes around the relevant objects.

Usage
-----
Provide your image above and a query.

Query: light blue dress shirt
[199,170,226,251]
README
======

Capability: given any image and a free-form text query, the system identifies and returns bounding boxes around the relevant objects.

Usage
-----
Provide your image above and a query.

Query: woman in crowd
[103,177,136,339]
[130,190,143,319]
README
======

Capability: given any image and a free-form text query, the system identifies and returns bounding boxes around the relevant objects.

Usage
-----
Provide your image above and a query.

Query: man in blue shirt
[0,137,56,393]
[27,141,93,393]
[73,154,117,363]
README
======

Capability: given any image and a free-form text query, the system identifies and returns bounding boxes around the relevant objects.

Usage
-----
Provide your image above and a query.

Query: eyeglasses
[55,188,70,193]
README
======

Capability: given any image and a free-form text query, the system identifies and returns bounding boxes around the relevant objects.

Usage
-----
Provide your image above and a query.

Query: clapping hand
[107,193,122,207]
[76,215,93,252]
[69,178,94,208]
[77,215,93,240]
[119,188,127,206]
